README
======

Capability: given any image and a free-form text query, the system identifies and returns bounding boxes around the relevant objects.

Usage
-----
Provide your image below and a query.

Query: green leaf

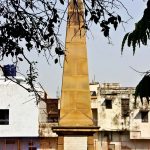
[92,0,95,8]
[117,15,121,23]
[132,40,136,55]
[94,16,99,24]
[18,57,23,61]
[137,39,141,48]
[127,33,133,47]
[104,29,109,37]
[121,32,130,54]
[113,21,118,30]
[11,52,14,57]
[59,0,64,5]
[146,30,150,39]
[54,58,58,64]
[85,9,88,17]
[141,33,147,45]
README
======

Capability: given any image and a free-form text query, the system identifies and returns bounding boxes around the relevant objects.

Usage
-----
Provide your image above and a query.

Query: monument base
[52,126,99,150]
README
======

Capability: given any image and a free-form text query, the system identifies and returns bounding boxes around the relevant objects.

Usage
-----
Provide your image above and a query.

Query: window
[46,99,59,123]
[48,114,58,123]
[28,147,37,150]
[105,99,112,109]
[0,109,9,125]
[90,91,96,96]
[121,99,129,117]
[141,111,148,122]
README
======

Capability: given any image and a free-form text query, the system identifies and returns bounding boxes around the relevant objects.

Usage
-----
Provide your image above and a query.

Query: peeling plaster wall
[90,83,150,149]
[130,100,150,139]
[38,100,47,123]
[90,83,100,95]
[94,83,150,139]
[94,83,134,131]
[39,123,58,137]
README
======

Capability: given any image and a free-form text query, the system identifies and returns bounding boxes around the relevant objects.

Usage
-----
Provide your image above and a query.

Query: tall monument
[53,0,99,149]
[59,0,93,127]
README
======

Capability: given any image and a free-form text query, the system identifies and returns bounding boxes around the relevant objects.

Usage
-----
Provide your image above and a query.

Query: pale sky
[1,1,149,98]
[36,0,150,98]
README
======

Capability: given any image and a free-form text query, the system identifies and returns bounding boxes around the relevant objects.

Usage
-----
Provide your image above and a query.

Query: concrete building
[0,0,150,148]
[0,73,150,150]
[40,82,150,150]
[0,75,57,150]
[90,82,150,150]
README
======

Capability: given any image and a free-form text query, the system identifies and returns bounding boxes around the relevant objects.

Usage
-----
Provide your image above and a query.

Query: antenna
[94,74,95,83]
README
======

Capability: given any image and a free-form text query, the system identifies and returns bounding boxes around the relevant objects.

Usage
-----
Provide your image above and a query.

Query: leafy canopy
[0,0,146,101]
[122,0,150,54]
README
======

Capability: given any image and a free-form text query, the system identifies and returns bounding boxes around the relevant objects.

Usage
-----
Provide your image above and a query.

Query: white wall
[130,100,150,139]
[89,83,99,95]
[0,78,39,137]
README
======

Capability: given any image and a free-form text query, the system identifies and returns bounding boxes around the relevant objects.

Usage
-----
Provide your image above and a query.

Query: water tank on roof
[3,64,16,76]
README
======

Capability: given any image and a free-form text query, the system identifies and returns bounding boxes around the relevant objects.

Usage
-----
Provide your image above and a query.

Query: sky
[1,0,149,98]
[36,0,150,98]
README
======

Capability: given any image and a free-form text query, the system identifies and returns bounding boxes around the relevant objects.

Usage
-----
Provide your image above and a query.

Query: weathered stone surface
[59,0,93,126]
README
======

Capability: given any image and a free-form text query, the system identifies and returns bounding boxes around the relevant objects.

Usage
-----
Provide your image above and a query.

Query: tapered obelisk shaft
[59,0,93,126]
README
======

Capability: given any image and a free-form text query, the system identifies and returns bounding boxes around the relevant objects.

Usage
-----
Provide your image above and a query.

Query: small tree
[122,0,150,105]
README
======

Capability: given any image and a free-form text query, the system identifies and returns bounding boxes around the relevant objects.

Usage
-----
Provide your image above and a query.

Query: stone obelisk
[59,0,93,127]
[53,0,99,149]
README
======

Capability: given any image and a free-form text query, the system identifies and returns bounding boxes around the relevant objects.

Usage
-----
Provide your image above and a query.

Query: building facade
[90,82,150,150]
[0,76,57,150]
[0,77,150,150]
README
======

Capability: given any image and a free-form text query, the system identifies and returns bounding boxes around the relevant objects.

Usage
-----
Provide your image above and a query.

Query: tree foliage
[120,0,150,105]
[135,74,150,106]
[121,0,150,54]
[0,0,144,101]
